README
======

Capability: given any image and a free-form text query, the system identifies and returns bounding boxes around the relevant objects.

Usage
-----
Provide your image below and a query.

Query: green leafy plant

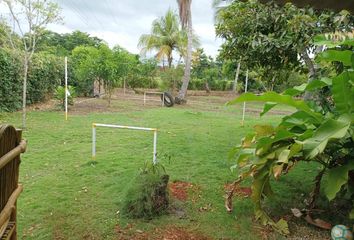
[121,161,169,219]
[54,85,77,108]
[227,35,354,234]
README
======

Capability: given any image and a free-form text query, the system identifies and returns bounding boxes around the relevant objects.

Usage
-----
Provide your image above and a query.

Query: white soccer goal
[92,123,158,164]
[143,91,165,107]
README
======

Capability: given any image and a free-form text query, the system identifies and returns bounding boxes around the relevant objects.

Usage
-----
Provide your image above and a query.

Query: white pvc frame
[92,123,158,164]
[65,56,68,121]
[143,91,165,107]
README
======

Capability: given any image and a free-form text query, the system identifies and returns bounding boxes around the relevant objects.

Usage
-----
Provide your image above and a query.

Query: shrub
[54,85,77,109]
[0,48,22,111]
[121,162,169,219]
[27,52,63,104]
[0,48,63,112]
[158,66,184,91]
[227,35,354,234]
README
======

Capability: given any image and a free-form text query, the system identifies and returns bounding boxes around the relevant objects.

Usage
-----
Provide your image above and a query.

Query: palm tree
[175,0,193,104]
[138,9,184,68]
[212,0,233,22]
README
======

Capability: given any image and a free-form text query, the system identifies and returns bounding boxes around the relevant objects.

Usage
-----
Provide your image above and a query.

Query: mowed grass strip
[0,101,316,240]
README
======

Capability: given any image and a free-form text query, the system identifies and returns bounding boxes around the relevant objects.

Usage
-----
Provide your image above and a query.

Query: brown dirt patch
[115,224,211,240]
[224,183,252,198]
[169,181,194,201]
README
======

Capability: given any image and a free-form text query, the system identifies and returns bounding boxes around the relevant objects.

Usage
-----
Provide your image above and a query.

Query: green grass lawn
[0,99,322,239]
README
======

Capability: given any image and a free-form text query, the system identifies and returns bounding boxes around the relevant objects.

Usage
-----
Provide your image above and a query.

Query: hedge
[0,48,63,112]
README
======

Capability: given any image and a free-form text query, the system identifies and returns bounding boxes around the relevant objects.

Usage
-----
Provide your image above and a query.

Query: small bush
[121,163,169,219]
[54,85,77,109]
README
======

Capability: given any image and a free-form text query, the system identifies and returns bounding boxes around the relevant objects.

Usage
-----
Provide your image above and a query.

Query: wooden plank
[0,141,26,170]
[0,185,22,229]
[1,222,15,240]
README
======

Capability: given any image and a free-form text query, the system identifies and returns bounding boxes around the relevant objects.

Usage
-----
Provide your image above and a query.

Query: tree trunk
[176,9,192,104]
[302,49,316,101]
[270,75,276,91]
[233,61,241,93]
[22,55,28,130]
[168,55,173,68]
[205,81,210,94]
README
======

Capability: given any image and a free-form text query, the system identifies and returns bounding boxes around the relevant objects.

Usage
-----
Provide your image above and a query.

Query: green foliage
[54,85,77,108]
[138,9,186,68]
[216,0,352,89]
[36,30,104,56]
[27,52,63,104]
[72,44,156,98]
[228,37,354,234]
[0,48,22,111]
[72,44,119,98]
[158,66,184,91]
[121,162,169,219]
[0,48,62,112]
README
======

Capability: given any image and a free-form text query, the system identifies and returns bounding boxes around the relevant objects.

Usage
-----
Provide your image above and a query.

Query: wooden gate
[0,125,26,240]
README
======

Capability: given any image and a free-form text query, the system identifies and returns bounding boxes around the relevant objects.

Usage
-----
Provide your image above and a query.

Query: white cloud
[50,0,220,56]
[3,0,222,57]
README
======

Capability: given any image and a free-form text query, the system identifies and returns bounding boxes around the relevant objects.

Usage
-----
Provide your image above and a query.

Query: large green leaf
[324,161,354,201]
[282,111,322,130]
[261,102,277,116]
[332,71,354,114]
[260,79,332,116]
[306,78,332,91]
[317,50,353,66]
[228,92,320,119]
[283,84,307,96]
[283,78,332,97]
[256,129,294,156]
[302,117,351,159]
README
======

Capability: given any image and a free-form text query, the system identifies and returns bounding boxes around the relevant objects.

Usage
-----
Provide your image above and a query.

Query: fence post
[153,130,157,164]
[92,124,96,160]
[0,125,26,240]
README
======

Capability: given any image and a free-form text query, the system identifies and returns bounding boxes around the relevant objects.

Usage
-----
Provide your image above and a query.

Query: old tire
[161,92,174,107]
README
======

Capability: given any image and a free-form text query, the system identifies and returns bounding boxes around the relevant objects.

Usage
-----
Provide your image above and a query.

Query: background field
[0,92,329,239]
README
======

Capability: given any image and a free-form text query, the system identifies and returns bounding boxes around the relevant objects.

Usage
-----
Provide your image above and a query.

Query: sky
[46,0,223,58]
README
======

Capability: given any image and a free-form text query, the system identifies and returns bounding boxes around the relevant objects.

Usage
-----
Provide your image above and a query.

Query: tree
[36,30,104,56]
[72,45,115,105]
[2,0,61,129]
[72,44,139,105]
[175,0,193,104]
[215,1,352,93]
[0,21,20,48]
[227,35,354,235]
[138,9,184,68]
[192,48,223,91]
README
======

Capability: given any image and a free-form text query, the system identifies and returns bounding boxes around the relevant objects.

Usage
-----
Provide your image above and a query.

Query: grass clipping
[121,162,169,219]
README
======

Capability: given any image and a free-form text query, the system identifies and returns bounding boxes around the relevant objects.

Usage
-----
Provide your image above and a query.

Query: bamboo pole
[0,141,26,170]
[0,185,22,230]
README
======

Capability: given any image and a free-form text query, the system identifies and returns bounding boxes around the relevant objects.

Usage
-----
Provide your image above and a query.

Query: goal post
[143,91,165,107]
[92,123,158,164]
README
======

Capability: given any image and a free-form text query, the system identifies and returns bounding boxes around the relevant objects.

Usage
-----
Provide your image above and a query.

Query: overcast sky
[46,0,222,58]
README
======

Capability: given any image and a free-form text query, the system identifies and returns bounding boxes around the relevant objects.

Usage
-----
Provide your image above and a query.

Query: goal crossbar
[92,123,158,164]
[144,92,165,107]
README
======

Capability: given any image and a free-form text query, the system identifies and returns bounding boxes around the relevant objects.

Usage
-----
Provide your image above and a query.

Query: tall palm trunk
[176,10,192,103]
